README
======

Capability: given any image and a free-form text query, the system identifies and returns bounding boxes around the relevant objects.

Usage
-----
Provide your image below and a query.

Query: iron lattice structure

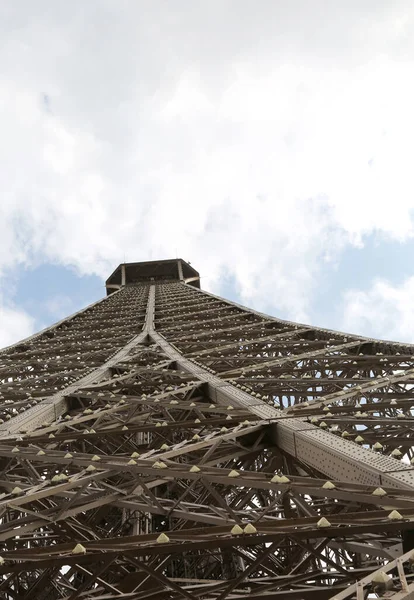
[1,259,414,599]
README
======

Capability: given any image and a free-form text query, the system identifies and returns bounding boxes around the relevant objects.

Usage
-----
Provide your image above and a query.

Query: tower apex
[105,258,200,294]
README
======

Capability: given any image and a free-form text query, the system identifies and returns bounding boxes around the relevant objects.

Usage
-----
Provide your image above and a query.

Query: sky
[2,1,414,347]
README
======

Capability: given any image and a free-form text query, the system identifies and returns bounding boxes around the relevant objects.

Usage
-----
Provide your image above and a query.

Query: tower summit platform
[105,258,200,294]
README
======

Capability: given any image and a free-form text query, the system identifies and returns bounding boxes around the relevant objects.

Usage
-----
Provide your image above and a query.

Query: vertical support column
[146,285,155,330]
[177,260,184,282]
[121,264,126,287]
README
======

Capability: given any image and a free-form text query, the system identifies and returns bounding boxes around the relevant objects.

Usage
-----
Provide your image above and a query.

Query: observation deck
[105,259,200,294]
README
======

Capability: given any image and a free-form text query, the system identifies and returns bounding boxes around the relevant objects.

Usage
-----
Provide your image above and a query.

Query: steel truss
[1,259,414,599]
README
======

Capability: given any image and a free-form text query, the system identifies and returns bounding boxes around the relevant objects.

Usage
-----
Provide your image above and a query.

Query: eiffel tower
[1,259,414,600]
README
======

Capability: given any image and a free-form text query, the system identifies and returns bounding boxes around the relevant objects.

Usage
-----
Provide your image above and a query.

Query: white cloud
[342,277,414,342]
[45,294,75,320]
[1,2,414,325]
[0,302,36,348]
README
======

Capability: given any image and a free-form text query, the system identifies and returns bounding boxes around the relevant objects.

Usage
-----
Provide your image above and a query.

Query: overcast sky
[2,1,414,347]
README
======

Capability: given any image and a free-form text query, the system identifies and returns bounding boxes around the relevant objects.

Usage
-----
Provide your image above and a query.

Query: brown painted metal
[1,259,414,599]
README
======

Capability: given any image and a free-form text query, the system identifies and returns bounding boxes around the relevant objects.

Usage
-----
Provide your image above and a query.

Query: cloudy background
[1,0,414,346]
